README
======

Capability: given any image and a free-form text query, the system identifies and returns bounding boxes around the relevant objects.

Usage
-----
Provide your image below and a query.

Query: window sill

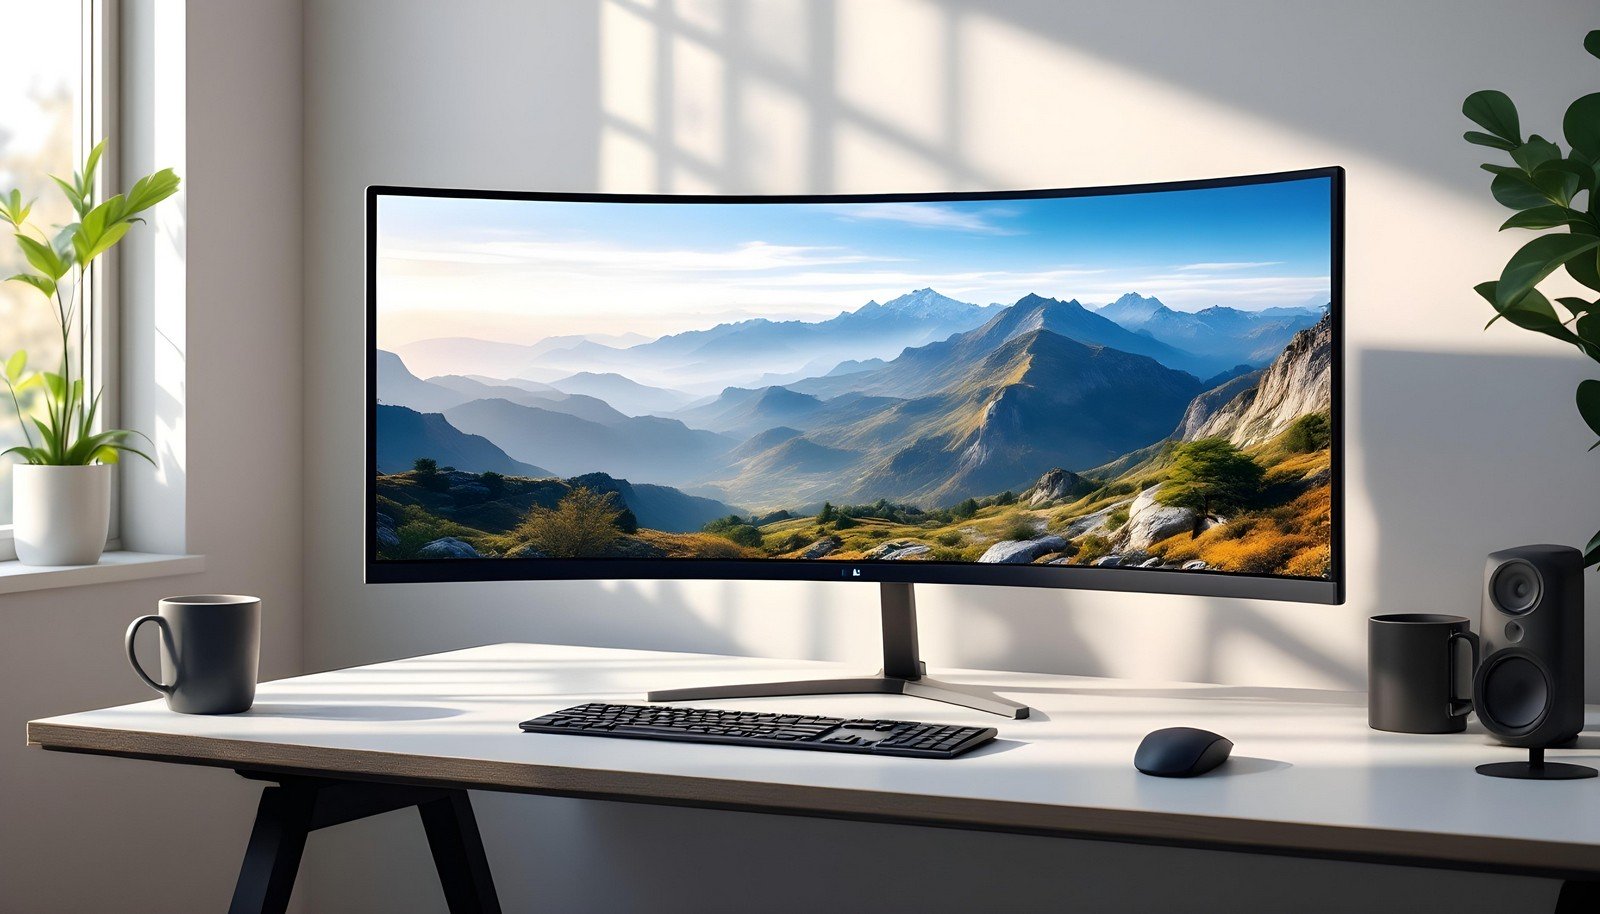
[0,551,205,596]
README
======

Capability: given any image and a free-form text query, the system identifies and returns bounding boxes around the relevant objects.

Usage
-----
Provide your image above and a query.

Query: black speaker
[1473,544,1593,779]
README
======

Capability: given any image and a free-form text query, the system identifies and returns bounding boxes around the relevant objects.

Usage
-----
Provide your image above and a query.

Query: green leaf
[1466,131,1518,151]
[1,445,48,465]
[0,188,33,226]
[1587,30,1600,60]
[52,223,79,263]
[81,139,104,195]
[1499,205,1588,231]
[1490,172,1549,210]
[4,350,24,383]
[1559,296,1600,316]
[1497,233,1600,311]
[122,168,180,217]
[1464,90,1522,145]
[1579,379,1600,439]
[6,273,55,298]
[1578,314,1600,360]
[1586,528,1600,568]
[1565,93,1600,158]
[13,234,69,280]
[50,174,88,218]
[76,220,130,265]
[1568,245,1600,293]
[1512,135,1563,173]
[1533,159,1587,204]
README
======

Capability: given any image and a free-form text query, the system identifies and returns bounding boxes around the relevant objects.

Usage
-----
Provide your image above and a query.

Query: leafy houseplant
[1,140,179,564]
[1462,29,1600,567]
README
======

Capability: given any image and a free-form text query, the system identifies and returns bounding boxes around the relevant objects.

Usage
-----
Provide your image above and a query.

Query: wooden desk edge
[28,719,1600,881]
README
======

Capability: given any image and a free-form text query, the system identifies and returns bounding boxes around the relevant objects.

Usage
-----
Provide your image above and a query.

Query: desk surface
[27,643,1600,878]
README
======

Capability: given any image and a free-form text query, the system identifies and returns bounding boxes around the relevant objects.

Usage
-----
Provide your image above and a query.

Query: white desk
[27,643,1600,913]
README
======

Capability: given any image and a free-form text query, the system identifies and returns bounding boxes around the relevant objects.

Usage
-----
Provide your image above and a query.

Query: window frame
[0,0,120,561]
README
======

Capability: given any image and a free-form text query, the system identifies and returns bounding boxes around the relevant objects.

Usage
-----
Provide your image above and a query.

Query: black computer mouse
[1134,727,1233,777]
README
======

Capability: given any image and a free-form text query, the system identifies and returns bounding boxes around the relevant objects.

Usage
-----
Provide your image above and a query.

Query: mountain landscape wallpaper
[373,179,1335,580]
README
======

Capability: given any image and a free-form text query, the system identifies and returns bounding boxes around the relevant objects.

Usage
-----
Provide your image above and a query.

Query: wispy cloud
[823,202,1019,234]
[1176,261,1283,271]
[385,239,889,273]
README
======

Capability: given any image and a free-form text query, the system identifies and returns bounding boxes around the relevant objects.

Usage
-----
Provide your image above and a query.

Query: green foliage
[480,470,505,496]
[719,524,764,548]
[1076,534,1112,563]
[999,512,1038,541]
[936,531,963,547]
[1,139,179,466]
[413,457,438,476]
[1156,438,1264,534]
[994,490,1018,506]
[1283,411,1332,453]
[1463,33,1600,565]
[1106,507,1131,530]
[833,513,858,529]
[952,497,980,520]
[817,501,837,523]
[615,506,640,534]
[513,486,624,557]
[703,513,760,546]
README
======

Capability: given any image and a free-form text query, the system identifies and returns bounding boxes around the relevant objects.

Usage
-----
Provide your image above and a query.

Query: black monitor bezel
[366,167,1345,604]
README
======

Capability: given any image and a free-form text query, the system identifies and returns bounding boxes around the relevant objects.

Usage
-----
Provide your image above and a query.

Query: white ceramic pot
[12,464,112,565]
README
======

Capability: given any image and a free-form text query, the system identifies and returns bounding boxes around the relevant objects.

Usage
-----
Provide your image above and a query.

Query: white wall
[0,2,305,912]
[300,1,1599,911]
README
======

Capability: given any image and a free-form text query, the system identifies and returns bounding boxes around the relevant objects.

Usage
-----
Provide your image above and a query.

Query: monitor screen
[368,169,1342,603]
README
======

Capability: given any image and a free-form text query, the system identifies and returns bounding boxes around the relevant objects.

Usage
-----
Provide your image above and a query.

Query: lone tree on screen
[1157,438,1263,537]
[514,486,624,557]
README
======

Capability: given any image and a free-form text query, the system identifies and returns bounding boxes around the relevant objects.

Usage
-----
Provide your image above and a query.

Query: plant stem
[3,376,34,451]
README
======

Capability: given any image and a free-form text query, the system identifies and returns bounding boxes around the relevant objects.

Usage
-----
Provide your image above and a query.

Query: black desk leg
[229,784,318,914]
[1557,879,1600,913]
[420,792,502,914]
[228,776,501,914]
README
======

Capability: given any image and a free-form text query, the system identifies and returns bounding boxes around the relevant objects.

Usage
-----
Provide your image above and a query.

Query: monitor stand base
[646,582,1031,719]
[1476,747,1598,780]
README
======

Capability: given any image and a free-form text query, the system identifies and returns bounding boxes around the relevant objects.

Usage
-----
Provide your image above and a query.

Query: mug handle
[125,615,176,695]
[1447,629,1480,717]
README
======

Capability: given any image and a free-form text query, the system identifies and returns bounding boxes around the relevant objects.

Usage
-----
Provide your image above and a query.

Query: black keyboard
[520,703,997,759]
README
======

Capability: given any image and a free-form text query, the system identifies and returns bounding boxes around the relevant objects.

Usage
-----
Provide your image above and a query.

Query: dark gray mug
[1368,613,1479,733]
[125,594,261,714]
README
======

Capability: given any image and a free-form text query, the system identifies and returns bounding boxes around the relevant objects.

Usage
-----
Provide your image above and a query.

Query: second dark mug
[1368,613,1479,733]
[125,594,261,714]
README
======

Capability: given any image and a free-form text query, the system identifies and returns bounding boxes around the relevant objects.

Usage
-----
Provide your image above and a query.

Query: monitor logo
[852,568,862,578]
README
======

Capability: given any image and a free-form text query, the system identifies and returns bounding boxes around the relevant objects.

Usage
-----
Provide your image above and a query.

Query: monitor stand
[646,582,1031,719]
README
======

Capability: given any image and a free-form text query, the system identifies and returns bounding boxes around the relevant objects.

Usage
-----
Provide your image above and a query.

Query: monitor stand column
[647,582,1031,719]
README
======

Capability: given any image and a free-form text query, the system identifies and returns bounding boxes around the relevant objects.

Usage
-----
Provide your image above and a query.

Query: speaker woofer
[1478,654,1547,731]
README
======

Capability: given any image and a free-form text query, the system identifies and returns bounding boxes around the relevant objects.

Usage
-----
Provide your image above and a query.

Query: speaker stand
[646,582,1031,719]
[1475,747,1598,780]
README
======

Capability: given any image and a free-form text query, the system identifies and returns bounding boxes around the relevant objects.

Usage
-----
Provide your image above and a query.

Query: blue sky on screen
[376,177,1332,346]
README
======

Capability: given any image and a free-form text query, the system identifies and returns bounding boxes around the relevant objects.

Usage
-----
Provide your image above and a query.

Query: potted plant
[1462,29,1600,567]
[1,140,179,565]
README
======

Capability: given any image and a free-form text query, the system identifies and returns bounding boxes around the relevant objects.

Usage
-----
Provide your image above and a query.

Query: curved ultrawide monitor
[367,168,1343,604]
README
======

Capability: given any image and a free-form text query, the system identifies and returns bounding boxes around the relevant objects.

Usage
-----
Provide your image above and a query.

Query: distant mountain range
[547,371,697,416]
[394,289,1004,397]
[394,331,650,380]
[1095,292,1323,373]
[377,350,631,425]
[375,286,1332,514]
[374,404,550,476]
[441,397,738,483]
